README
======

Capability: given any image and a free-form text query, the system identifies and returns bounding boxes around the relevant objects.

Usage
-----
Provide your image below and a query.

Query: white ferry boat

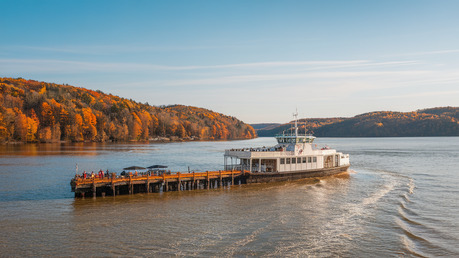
[224,113,350,183]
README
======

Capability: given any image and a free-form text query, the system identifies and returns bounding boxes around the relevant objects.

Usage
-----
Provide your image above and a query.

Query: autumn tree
[138,110,152,140]
[82,108,97,141]
[71,113,84,141]
[14,111,28,141]
[40,102,54,127]
[130,112,142,140]
[26,116,39,142]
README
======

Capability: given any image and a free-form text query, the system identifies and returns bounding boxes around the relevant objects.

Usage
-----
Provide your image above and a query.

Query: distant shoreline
[4,135,459,146]
[0,136,257,145]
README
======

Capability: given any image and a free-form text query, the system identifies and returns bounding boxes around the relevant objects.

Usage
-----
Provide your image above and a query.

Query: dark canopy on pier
[123,166,146,170]
[147,165,168,169]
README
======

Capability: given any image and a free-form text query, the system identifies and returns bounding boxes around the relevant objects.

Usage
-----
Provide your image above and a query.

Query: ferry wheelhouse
[224,113,350,182]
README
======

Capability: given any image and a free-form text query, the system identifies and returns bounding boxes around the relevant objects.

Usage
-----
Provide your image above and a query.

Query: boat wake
[408,178,415,194]
[272,172,399,256]
[348,169,358,174]
[396,176,457,257]
[221,220,275,256]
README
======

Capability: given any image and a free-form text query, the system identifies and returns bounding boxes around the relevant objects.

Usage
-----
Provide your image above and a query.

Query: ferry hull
[244,165,350,183]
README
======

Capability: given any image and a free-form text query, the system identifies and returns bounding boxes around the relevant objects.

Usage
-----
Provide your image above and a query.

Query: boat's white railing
[225,149,296,157]
[275,133,315,137]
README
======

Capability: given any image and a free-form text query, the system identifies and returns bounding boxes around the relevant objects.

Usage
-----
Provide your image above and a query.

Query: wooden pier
[71,170,247,198]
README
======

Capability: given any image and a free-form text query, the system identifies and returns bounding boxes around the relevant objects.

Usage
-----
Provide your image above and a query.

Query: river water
[0,137,458,257]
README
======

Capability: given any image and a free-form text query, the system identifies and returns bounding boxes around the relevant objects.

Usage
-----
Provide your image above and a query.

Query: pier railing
[72,170,245,187]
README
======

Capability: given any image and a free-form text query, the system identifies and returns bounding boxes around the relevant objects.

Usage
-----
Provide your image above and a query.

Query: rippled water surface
[0,137,458,256]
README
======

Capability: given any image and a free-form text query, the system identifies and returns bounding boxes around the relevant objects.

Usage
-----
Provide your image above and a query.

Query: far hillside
[254,107,459,137]
[250,123,281,131]
[253,118,344,137]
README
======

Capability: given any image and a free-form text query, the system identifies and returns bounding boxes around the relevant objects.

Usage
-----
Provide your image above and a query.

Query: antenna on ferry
[293,109,298,137]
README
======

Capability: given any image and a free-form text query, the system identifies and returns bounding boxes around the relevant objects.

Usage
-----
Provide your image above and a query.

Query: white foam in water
[408,178,415,195]
[400,234,415,256]
[395,216,430,257]
[348,169,358,174]
[223,220,275,256]
[360,177,397,207]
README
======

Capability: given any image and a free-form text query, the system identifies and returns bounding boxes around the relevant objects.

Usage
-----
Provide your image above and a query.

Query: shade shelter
[123,166,147,170]
[147,165,168,169]
[147,165,168,175]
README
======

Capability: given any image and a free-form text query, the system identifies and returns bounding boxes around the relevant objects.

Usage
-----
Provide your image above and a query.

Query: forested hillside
[250,123,281,131]
[0,78,256,143]
[254,118,343,137]
[254,107,459,137]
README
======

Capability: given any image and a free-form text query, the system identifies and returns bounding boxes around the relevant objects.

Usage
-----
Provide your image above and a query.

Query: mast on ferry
[293,109,298,138]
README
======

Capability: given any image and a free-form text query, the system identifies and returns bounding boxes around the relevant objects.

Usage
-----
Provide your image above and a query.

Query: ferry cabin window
[280,158,285,164]
[286,158,291,164]
[292,158,296,164]
[297,157,301,163]
[313,157,317,162]
[308,157,312,163]
[302,157,306,163]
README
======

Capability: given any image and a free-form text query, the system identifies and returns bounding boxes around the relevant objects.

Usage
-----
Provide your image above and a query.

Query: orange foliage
[0,78,258,143]
[130,112,142,140]
[14,111,28,141]
[82,108,97,140]
[41,102,54,126]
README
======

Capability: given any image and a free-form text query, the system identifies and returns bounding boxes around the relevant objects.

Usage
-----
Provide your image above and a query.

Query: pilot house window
[292,158,296,164]
[280,158,285,164]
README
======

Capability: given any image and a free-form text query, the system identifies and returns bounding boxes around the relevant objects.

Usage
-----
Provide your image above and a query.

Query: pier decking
[71,170,247,198]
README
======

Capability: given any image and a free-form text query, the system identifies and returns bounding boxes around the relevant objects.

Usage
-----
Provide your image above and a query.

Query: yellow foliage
[39,86,46,95]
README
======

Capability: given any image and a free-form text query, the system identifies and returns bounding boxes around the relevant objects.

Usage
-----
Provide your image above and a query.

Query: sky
[1,0,459,123]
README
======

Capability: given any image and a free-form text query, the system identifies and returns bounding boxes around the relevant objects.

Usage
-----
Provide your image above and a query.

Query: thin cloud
[388,49,459,57]
[108,70,432,91]
[158,70,433,87]
[2,44,235,55]
[375,89,459,100]
[0,59,180,72]
[0,58,419,74]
